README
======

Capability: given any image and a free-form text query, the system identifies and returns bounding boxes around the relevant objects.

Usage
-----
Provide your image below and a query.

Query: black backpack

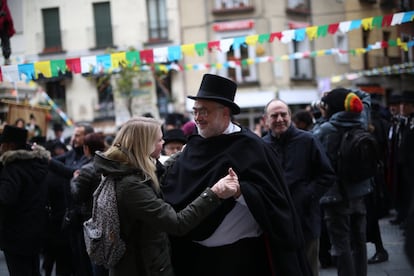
[336,127,379,183]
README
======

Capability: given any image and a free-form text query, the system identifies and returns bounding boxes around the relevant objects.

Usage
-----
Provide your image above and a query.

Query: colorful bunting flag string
[41,91,73,126]
[329,62,414,83]
[0,10,413,83]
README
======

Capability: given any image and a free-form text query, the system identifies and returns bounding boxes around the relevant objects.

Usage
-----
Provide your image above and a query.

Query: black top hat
[188,74,240,114]
[401,91,414,104]
[163,129,187,145]
[388,93,402,105]
[0,125,28,147]
[53,122,64,131]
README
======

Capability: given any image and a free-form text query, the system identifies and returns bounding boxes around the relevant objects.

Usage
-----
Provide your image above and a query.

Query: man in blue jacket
[262,99,336,276]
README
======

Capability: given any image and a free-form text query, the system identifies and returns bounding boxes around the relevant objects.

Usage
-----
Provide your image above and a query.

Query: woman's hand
[210,168,240,199]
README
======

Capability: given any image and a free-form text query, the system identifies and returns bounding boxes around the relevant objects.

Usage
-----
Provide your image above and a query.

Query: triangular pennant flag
[269,32,282,42]
[245,35,259,45]
[317,25,328,38]
[372,16,383,28]
[220,38,234,52]
[362,17,374,30]
[281,30,295,43]
[328,23,339,34]
[294,28,306,42]
[181,44,196,56]
[111,52,127,69]
[339,21,351,33]
[349,19,361,31]
[306,26,318,40]
[66,58,81,73]
[382,14,393,27]
[391,12,404,25]
[195,42,208,56]
[153,47,168,63]
[18,63,35,81]
[126,51,140,66]
[258,33,270,44]
[233,37,246,50]
[96,54,112,73]
[140,49,154,64]
[2,64,20,82]
[51,59,67,77]
[34,61,52,79]
[207,40,220,51]
[80,56,97,74]
[168,45,182,60]
[402,11,414,23]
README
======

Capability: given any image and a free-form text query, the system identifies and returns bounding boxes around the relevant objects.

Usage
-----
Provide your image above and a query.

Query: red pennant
[208,41,221,52]
[66,58,81,73]
[140,49,154,64]
[328,23,339,34]
[382,15,392,27]
[269,32,282,42]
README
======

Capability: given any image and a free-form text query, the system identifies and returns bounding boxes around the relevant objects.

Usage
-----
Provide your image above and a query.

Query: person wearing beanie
[314,88,373,276]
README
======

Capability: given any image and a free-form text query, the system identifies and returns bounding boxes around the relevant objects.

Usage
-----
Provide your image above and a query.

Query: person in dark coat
[366,99,390,264]
[162,74,312,276]
[0,125,50,276]
[70,132,107,276]
[262,99,335,276]
[48,123,95,276]
[397,91,414,231]
[401,91,414,267]
[314,88,373,276]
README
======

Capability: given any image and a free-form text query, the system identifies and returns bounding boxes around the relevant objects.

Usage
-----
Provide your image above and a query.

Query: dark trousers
[192,236,272,276]
[69,226,93,276]
[0,31,11,60]
[324,197,367,276]
[4,251,41,276]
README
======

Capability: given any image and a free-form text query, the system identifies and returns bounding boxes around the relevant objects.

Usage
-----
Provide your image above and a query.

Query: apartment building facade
[3,0,183,132]
[2,0,412,131]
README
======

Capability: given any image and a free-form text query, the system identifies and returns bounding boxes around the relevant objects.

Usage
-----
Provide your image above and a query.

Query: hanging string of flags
[40,91,73,126]
[0,10,413,83]
[146,37,414,74]
[329,61,414,83]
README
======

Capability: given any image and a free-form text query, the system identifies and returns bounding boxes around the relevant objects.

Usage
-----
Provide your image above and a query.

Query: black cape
[162,127,312,275]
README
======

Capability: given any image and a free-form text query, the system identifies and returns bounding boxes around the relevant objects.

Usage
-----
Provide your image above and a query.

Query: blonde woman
[93,117,239,276]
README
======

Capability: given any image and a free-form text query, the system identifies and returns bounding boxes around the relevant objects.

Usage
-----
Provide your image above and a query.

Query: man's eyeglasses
[191,106,224,117]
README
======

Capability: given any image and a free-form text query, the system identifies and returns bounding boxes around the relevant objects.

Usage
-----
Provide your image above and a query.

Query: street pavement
[320,213,414,276]
[0,213,412,276]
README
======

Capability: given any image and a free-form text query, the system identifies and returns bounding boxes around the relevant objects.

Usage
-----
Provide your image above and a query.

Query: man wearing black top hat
[162,74,312,276]
[159,128,187,164]
[0,125,50,275]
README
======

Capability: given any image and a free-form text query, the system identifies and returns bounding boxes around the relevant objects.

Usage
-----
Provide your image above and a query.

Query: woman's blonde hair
[104,117,162,191]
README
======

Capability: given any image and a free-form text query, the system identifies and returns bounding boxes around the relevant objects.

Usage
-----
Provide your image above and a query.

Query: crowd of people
[0,73,413,276]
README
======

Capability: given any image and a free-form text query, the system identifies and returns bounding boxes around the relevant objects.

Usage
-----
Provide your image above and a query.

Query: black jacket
[263,125,335,241]
[0,146,50,255]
